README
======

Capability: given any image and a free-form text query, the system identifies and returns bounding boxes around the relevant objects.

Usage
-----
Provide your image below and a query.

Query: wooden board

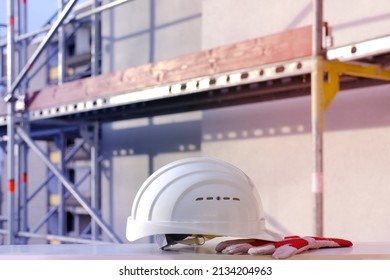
[1,25,313,114]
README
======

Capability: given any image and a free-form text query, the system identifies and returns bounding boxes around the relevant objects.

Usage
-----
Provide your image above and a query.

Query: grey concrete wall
[99,0,203,244]
[100,112,202,242]
[101,0,202,72]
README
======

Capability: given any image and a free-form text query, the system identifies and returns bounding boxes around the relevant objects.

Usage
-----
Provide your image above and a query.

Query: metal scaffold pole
[58,0,66,84]
[19,133,29,244]
[311,0,324,237]
[20,0,29,97]
[90,122,101,240]
[91,0,101,76]
[16,0,29,245]
[0,0,133,48]
[56,134,66,238]
[0,0,135,244]
[6,0,16,245]
[16,127,122,243]
[6,0,78,100]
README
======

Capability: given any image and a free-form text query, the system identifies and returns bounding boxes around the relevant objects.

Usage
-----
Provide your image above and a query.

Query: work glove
[215,235,353,259]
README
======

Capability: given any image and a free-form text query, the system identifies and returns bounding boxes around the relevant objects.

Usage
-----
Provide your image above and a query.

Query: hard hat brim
[126,217,283,242]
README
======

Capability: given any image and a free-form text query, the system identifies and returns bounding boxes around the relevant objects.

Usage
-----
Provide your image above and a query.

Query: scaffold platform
[1,25,389,135]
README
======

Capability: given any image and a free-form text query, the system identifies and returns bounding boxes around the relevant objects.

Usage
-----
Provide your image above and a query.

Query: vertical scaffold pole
[19,133,29,244]
[58,0,66,84]
[90,122,101,240]
[15,0,29,99]
[19,0,30,245]
[20,0,28,96]
[16,127,122,243]
[6,0,16,245]
[57,134,66,239]
[91,0,101,239]
[57,0,66,241]
[8,0,78,96]
[311,0,324,237]
[91,0,101,76]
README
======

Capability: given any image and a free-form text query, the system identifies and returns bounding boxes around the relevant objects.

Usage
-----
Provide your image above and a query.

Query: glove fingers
[306,237,353,248]
[271,237,353,258]
[271,236,311,258]
[216,236,352,258]
[273,244,312,259]
[222,243,253,254]
[247,244,276,255]
[215,239,257,253]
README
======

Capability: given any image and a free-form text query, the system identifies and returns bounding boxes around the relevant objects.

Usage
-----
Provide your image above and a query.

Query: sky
[0,0,88,40]
[1,0,58,33]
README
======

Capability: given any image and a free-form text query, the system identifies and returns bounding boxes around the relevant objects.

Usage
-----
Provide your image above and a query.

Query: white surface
[0,242,389,260]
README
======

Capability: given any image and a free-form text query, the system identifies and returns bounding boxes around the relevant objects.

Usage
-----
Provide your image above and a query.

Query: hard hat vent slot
[195,196,240,201]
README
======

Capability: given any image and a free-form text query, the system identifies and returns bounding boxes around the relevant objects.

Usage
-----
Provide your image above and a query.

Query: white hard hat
[126,157,282,245]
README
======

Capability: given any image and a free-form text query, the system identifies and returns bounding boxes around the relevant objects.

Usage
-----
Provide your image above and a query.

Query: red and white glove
[215,235,353,259]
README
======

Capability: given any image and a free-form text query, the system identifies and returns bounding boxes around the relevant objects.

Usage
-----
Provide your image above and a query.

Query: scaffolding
[0,0,390,245]
[0,0,132,244]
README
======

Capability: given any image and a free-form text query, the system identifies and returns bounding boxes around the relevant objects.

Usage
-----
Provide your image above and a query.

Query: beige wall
[202,0,390,49]
[200,0,390,241]
[99,0,390,243]
[201,84,390,242]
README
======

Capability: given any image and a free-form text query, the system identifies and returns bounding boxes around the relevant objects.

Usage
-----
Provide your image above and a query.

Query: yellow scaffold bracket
[317,59,390,110]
